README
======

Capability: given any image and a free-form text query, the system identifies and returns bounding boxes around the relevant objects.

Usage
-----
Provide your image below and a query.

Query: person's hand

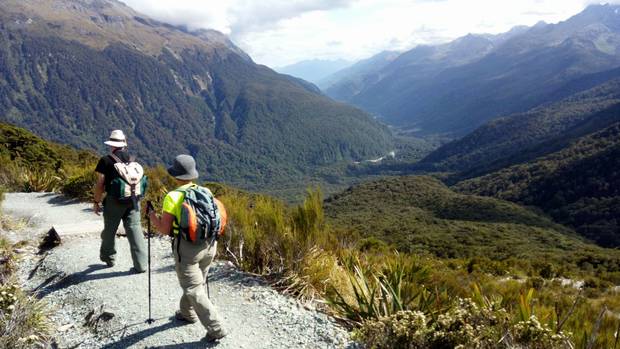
[93,201,101,216]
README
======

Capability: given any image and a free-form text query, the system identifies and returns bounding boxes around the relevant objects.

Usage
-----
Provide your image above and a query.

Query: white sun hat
[104,129,127,148]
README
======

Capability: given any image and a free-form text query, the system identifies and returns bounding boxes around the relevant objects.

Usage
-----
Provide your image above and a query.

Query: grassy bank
[0,194,52,348]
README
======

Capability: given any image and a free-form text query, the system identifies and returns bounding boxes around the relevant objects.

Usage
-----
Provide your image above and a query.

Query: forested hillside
[420,76,620,177]
[456,123,620,247]
[324,176,588,258]
[0,0,392,196]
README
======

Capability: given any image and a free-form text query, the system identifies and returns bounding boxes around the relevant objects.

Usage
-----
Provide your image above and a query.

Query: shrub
[20,170,62,193]
[0,239,16,284]
[356,298,574,349]
[357,310,429,349]
[219,189,305,275]
[61,169,97,201]
[0,159,24,191]
[328,253,432,322]
[511,316,572,349]
[357,237,389,253]
[430,298,509,348]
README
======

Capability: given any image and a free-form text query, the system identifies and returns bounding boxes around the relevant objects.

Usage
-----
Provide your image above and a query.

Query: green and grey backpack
[174,185,221,244]
[107,153,147,204]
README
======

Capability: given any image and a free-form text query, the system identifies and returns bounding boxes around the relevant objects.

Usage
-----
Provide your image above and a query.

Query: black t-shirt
[95,149,132,192]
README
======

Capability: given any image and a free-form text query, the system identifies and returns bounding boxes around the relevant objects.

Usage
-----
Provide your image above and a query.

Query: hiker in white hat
[103,129,128,148]
[93,130,147,273]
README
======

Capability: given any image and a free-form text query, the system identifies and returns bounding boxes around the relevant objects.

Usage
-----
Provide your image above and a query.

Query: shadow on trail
[150,341,219,349]
[35,264,133,297]
[46,194,82,206]
[207,265,267,288]
[101,320,215,349]
[154,264,175,274]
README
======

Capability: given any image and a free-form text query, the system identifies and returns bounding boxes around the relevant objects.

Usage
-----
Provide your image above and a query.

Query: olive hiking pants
[100,196,147,272]
[173,238,225,335]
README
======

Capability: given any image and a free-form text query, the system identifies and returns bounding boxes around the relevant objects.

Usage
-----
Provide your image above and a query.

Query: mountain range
[275,59,352,86]
[0,0,392,195]
[320,6,620,248]
[319,50,400,99]
[325,4,620,136]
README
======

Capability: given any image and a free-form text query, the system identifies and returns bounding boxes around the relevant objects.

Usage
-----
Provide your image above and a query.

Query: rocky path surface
[1,193,352,349]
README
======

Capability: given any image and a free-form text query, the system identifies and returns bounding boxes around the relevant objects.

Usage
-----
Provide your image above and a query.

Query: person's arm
[148,211,175,236]
[93,173,105,216]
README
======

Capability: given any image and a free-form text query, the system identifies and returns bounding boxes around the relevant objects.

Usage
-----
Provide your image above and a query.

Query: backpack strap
[170,184,194,241]
[109,153,135,164]
[109,153,123,164]
[172,184,199,263]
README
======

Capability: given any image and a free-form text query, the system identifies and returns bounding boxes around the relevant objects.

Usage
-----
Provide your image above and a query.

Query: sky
[122,0,618,67]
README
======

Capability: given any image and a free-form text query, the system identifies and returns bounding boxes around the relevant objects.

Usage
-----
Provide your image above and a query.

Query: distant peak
[533,20,548,28]
[580,3,620,16]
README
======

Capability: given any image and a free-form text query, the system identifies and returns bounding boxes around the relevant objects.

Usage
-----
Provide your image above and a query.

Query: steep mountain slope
[456,123,620,247]
[320,50,400,100]
[334,4,620,135]
[349,35,494,125]
[420,76,620,176]
[275,59,352,85]
[0,0,392,193]
[323,176,595,260]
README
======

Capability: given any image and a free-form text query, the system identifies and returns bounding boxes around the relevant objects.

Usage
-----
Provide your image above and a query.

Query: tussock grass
[0,238,52,349]
[0,280,53,349]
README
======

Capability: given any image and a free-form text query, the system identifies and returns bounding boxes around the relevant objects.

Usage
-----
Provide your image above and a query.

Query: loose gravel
[3,193,355,349]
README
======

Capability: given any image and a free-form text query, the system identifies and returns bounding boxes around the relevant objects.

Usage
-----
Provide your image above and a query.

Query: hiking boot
[204,328,227,343]
[103,260,115,267]
[175,310,197,324]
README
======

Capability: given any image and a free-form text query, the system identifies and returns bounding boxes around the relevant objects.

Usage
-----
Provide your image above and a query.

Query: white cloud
[122,0,612,67]
[122,0,353,35]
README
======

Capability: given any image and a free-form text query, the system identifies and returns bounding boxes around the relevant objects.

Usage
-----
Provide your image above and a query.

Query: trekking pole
[206,273,210,299]
[206,232,218,300]
[146,201,155,325]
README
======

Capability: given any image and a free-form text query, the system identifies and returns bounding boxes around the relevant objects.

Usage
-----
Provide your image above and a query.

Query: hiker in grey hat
[93,130,147,273]
[148,154,227,342]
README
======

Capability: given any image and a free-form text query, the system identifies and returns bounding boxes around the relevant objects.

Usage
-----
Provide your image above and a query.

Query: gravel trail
[2,193,353,349]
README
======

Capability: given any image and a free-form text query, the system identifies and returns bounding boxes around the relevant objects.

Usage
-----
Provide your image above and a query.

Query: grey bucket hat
[167,154,199,180]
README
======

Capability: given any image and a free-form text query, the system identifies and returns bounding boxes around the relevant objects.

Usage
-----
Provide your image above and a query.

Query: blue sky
[122,0,617,67]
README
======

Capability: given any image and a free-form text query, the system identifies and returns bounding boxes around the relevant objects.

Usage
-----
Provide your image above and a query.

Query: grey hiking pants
[100,196,147,272]
[173,238,225,334]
